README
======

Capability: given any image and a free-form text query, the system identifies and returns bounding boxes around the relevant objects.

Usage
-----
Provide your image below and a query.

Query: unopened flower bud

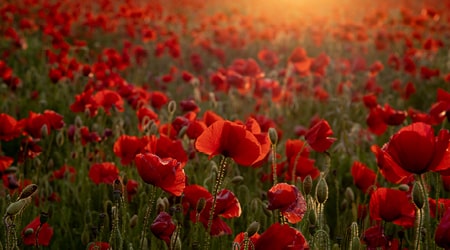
[345,187,355,202]
[156,197,167,212]
[18,184,38,200]
[268,128,278,145]
[168,100,177,114]
[56,130,65,146]
[40,212,49,224]
[316,176,328,204]
[303,175,313,196]
[398,184,410,192]
[129,214,138,228]
[246,221,260,237]
[196,198,206,214]
[412,181,425,209]
[24,228,34,236]
[231,175,244,184]
[6,198,30,216]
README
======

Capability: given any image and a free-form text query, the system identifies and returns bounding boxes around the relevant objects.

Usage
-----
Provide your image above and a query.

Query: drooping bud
[315,176,329,204]
[6,198,30,216]
[303,175,313,196]
[398,184,410,192]
[17,184,38,200]
[268,128,278,145]
[231,175,244,185]
[246,221,260,237]
[345,187,355,202]
[168,100,177,115]
[412,181,425,209]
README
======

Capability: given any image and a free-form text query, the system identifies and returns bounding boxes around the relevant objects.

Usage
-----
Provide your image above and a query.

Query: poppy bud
[17,184,38,200]
[309,210,317,225]
[6,198,30,216]
[75,115,83,127]
[303,175,313,196]
[268,127,278,145]
[345,187,355,202]
[231,175,244,184]
[40,212,49,224]
[156,197,167,213]
[196,198,206,214]
[129,214,138,228]
[168,100,176,114]
[246,221,260,237]
[56,130,64,146]
[412,181,425,209]
[316,176,328,204]
[398,184,410,192]
[4,166,17,174]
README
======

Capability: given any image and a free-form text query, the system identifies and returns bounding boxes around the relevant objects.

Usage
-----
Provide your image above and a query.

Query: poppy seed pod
[18,184,38,200]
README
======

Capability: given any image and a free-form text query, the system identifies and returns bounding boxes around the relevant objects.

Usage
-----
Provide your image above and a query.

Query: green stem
[140,185,157,250]
[271,143,277,185]
[418,175,430,249]
[203,156,228,250]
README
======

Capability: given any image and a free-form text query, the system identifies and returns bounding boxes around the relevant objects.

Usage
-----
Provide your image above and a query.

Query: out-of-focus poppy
[50,164,76,182]
[362,225,389,250]
[372,122,450,177]
[202,110,224,127]
[351,161,377,194]
[267,183,306,223]
[88,162,119,185]
[126,179,139,202]
[70,89,99,117]
[381,104,407,126]
[257,48,279,68]
[20,110,64,139]
[22,216,54,246]
[136,106,159,131]
[18,137,42,163]
[304,119,336,152]
[195,120,263,166]
[135,153,185,196]
[430,88,450,123]
[155,135,188,167]
[435,207,450,248]
[253,223,308,250]
[0,113,22,141]
[369,188,415,227]
[151,211,176,246]
[93,89,124,114]
[87,242,110,250]
[113,135,149,165]
[233,232,260,250]
[0,156,14,173]
[150,91,169,110]
[183,185,241,236]
[79,126,102,145]
[283,139,319,182]
[428,198,450,218]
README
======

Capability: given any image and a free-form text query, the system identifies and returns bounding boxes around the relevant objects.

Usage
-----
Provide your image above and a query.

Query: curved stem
[204,156,228,250]
[140,185,157,250]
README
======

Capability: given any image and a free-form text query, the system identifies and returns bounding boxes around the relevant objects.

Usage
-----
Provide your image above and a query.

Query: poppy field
[2,0,450,249]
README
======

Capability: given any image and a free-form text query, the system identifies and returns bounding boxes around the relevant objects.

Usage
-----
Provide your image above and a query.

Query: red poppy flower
[50,164,76,182]
[257,48,279,68]
[429,198,450,218]
[136,106,159,131]
[88,162,119,185]
[186,120,207,140]
[267,183,307,223]
[79,126,102,145]
[113,135,148,165]
[372,122,450,177]
[351,161,377,193]
[70,89,99,117]
[183,185,241,236]
[435,207,450,248]
[304,119,336,152]
[20,110,64,139]
[366,106,388,135]
[442,175,450,192]
[18,137,42,163]
[93,89,124,114]
[253,223,308,250]
[202,110,224,127]
[369,188,415,227]
[283,139,319,181]
[362,225,389,249]
[0,156,14,173]
[126,179,139,202]
[155,135,188,167]
[151,212,176,246]
[0,113,22,141]
[288,47,311,76]
[135,153,185,196]
[150,91,169,110]
[87,242,110,250]
[195,120,263,166]
[22,216,54,246]
[233,232,260,250]
[429,88,450,123]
